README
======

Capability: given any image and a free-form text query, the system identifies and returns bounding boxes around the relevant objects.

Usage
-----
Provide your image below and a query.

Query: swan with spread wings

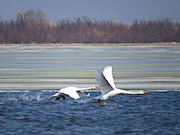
[51,85,98,100]
[93,66,147,101]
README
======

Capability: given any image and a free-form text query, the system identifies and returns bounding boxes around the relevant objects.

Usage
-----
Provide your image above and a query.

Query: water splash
[0,92,48,103]
[18,93,43,101]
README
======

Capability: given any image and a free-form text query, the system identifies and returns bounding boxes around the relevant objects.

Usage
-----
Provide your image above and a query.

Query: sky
[0,0,180,23]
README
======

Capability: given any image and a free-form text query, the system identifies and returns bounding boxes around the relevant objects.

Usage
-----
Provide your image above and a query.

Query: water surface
[0,91,179,134]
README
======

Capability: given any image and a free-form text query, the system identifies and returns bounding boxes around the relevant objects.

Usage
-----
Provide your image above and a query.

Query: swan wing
[103,66,116,90]
[96,67,115,95]
[61,87,80,100]
[67,90,80,100]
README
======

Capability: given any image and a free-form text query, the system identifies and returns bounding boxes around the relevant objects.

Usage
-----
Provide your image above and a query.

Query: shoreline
[0,42,180,46]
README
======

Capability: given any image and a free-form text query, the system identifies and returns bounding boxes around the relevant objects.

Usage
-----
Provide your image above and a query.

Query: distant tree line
[0,9,180,44]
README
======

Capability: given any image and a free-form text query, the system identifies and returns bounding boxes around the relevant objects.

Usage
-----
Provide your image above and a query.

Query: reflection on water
[0,45,180,91]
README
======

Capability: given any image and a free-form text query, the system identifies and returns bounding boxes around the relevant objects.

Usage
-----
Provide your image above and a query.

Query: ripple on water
[0,91,180,134]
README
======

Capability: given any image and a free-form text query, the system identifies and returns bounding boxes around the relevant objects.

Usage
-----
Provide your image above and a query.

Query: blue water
[0,91,179,135]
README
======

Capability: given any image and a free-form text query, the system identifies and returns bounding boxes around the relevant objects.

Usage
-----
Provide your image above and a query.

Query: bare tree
[0,11,180,44]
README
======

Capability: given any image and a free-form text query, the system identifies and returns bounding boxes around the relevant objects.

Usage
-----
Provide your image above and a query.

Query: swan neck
[126,91,141,94]
[79,86,95,91]
[117,89,143,94]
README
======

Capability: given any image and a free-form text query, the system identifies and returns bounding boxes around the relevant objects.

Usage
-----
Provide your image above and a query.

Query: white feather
[103,66,116,90]
[51,86,98,100]
[96,66,115,95]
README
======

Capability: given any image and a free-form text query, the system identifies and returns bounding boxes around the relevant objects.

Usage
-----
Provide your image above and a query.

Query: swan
[93,66,147,101]
[51,85,98,100]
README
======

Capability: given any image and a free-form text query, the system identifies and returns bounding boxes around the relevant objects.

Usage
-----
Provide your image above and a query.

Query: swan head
[140,90,148,94]
[91,85,99,89]
[143,90,148,94]
[133,90,148,94]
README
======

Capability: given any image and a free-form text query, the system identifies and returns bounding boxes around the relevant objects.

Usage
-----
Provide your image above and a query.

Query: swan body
[94,66,147,101]
[51,85,98,100]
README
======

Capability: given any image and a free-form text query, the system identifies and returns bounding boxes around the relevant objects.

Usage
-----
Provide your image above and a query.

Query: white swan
[51,85,98,100]
[93,66,147,101]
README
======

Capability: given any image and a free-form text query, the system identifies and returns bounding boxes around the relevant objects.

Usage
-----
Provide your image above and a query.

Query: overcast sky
[0,0,180,23]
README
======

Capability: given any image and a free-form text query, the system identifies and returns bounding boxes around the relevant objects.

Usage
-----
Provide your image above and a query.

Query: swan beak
[95,86,99,88]
[144,91,148,94]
